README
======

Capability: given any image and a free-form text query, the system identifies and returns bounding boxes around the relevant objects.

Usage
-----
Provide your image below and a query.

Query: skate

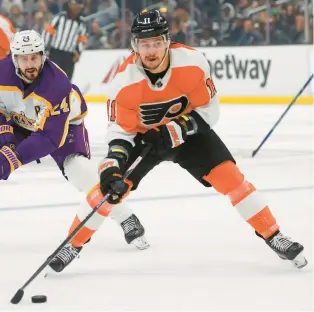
[48,243,82,273]
[121,214,150,250]
[257,231,307,269]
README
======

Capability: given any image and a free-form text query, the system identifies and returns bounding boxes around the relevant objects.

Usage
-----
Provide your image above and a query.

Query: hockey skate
[120,214,150,250]
[257,231,307,269]
[48,243,82,273]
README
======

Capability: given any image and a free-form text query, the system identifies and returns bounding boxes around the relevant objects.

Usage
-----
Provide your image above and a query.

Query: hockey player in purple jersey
[0,30,149,272]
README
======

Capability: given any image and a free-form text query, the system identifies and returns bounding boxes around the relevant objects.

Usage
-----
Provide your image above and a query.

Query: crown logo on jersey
[10,111,36,131]
[140,95,188,126]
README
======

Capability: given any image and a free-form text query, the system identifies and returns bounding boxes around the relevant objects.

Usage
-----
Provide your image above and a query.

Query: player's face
[137,36,168,70]
[16,53,42,81]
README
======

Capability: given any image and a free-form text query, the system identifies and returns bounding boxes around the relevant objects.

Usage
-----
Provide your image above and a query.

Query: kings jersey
[0,58,87,148]
[105,43,219,146]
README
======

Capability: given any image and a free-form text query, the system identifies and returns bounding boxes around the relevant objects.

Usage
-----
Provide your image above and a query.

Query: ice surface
[0,104,312,311]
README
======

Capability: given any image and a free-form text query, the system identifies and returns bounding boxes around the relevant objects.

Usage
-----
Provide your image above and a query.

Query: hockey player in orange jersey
[51,10,307,270]
[0,15,15,60]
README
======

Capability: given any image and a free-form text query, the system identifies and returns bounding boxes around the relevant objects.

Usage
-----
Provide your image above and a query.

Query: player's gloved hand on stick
[98,149,129,204]
[0,123,15,148]
[142,114,198,153]
[0,146,22,180]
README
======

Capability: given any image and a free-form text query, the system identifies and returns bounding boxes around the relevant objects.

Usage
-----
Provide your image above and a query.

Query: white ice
[0,104,313,312]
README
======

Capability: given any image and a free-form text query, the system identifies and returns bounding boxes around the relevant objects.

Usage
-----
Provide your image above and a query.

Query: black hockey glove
[98,147,129,204]
[142,113,202,153]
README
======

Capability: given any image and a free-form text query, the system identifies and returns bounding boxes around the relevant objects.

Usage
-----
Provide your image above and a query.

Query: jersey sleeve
[104,81,137,152]
[188,52,220,129]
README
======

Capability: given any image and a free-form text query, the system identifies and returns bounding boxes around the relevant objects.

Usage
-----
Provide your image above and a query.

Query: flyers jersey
[105,43,219,147]
[0,15,15,60]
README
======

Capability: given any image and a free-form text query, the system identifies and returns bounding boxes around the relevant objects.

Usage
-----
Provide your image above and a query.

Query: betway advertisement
[72,45,313,104]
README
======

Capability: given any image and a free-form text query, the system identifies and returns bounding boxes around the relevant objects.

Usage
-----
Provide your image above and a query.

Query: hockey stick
[252,73,313,157]
[10,144,152,304]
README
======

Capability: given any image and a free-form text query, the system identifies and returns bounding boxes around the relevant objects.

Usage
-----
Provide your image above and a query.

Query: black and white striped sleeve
[76,21,87,54]
[42,14,61,50]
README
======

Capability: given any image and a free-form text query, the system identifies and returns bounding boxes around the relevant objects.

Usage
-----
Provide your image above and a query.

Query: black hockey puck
[31,295,47,303]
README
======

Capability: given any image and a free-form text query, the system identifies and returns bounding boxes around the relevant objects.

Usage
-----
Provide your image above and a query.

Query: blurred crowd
[0,0,313,49]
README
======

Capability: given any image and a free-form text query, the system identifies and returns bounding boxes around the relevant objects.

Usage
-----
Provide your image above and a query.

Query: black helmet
[131,10,170,40]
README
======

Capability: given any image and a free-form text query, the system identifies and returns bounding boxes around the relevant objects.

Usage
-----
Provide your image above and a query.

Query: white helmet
[10,30,46,79]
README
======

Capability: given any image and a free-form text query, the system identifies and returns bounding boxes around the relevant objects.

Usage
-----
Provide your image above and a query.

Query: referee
[42,0,87,80]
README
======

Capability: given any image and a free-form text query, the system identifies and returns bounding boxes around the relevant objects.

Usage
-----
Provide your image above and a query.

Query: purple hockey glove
[0,146,22,180]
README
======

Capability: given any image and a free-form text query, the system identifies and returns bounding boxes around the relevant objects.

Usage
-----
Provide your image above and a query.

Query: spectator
[286,4,296,26]
[237,18,262,45]
[47,0,66,15]
[171,16,187,44]
[87,19,111,49]
[83,0,99,15]
[220,3,236,42]
[1,0,312,48]
[1,0,23,14]
[8,4,27,31]
[109,8,133,48]
[96,0,119,27]
[290,14,306,44]
[32,11,46,33]
[227,15,244,45]
[36,0,53,24]
[236,0,253,17]
[260,17,291,44]
[198,26,218,46]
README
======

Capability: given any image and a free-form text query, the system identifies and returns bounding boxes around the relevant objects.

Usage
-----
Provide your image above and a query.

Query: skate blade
[131,236,150,250]
[291,253,308,269]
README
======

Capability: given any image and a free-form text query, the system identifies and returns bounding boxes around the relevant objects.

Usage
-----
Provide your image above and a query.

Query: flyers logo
[140,96,188,126]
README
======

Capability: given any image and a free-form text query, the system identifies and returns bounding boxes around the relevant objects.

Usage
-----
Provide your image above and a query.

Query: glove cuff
[0,146,22,172]
[98,158,120,176]
[0,125,13,135]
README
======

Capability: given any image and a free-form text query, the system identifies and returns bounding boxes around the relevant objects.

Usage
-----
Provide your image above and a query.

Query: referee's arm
[74,22,87,62]
[42,14,60,52]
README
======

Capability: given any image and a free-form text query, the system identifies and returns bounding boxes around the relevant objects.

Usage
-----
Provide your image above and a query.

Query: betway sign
[72,45,313,103]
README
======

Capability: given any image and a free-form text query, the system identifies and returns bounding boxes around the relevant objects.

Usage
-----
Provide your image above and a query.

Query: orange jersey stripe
[0,15,15,60]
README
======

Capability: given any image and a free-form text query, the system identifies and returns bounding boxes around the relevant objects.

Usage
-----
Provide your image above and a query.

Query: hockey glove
[0,146,22,180]
[0,124,15,149]
[98,148,129,204]
[143,114,199,153]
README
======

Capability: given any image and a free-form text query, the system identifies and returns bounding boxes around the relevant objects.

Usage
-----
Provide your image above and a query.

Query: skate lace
[121,217,136,234]
[270,233,293,252]
[54,243,80,264]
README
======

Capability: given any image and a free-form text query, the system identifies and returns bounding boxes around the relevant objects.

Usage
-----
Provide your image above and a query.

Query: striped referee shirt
[43,11,87,54]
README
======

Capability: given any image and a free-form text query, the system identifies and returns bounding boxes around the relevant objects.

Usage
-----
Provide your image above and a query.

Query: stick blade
[11,289,24,304]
